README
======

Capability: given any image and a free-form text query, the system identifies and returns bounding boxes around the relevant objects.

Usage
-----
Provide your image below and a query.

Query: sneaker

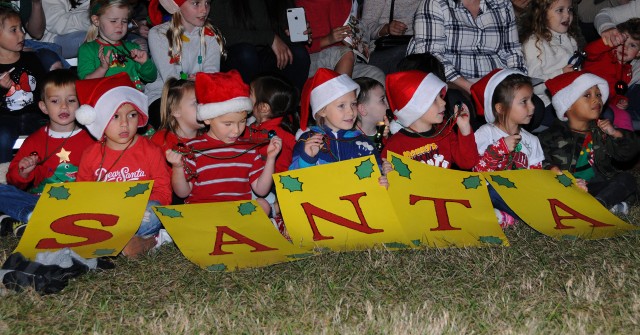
[152,229,173,252]
[610,202,629,215]
[14,223,26,238]
[494,209,516,228]
[0,215,25,237]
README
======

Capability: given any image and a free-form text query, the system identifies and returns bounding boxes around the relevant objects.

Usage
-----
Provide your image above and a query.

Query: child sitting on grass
[382,70,478,170]
[0,69,94,237]
[539,72,639,215]
[76,73,171,257]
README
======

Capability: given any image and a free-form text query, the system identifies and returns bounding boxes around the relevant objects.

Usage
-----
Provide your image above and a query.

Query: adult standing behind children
[0,7,46,163]
[41,0,90,58]
[146,0,223,128]
[361,0,419,74]
[210,0,310,92]
[407,0,527,95]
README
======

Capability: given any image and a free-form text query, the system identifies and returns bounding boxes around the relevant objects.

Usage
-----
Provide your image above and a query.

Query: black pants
[588,172,637,208]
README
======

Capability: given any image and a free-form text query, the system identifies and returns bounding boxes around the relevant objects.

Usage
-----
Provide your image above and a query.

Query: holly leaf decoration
[279,175,303,192]
[157,207,183,218]
[48,185,70,200]
[384,242,410,249]
[411,239,422,247]
[93,249,116,256]
[238,202,257,216]
[206,264,227,272]
[479,236,503,245]
[462,175,482,189]
[286,253,314,259]
[556,174,573,187]
[125,183,150,198]
[490,175,516,188]
[354,159,375,180]
[391,156,412,179]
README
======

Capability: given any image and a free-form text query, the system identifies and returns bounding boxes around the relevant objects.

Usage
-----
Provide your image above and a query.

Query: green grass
[1,212,640,334]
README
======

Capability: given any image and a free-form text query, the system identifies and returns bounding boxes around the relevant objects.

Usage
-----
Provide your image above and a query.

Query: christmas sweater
[242,117,296,173]
[183,134,266,203]
[77,40,158,90]
[0,52,45,114]
[290,126,381,170]
[7,126,94,193]
[77,135,171,205]
[583,38,632,104]
[473,124,544,172]
[383,128,478,170]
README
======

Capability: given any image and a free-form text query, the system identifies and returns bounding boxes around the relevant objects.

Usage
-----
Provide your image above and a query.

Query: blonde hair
[85,0,131,42]
[158,77,196,134]
[166,11,226,66]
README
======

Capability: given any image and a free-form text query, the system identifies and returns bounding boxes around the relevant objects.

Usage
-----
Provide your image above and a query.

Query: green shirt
[77,40,157,90]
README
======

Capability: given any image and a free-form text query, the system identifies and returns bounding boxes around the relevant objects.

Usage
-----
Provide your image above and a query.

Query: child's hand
[303,133,323,158]
[378,175,389,189]
[0,68,13,89]
[562,64,575,73]
[267,136,282,159]
[597,119,619,137]
[382,115,390,138]
[504,134,522,152]
[130,49,148,64]
[455,103,472,136]
[575,178,588,192]
[18,154,38,177]
[98,45,112,69]
[328,25,352,44]
[616,97,629,110]
[381,158,392,175]
[165,149,183,168]
[549,166,562,175]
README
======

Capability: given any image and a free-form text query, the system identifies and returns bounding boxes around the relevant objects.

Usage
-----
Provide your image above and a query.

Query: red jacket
[242,117,296,173]
[296,0,353,54]
[583,39,632,103]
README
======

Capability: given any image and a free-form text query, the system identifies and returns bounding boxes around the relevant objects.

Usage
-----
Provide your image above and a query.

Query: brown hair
[617,18,640,42]
[491,74,533,131]
[158,77,196,133]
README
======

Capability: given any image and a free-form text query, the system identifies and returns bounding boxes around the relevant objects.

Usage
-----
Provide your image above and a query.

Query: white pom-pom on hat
[75,104,96,126]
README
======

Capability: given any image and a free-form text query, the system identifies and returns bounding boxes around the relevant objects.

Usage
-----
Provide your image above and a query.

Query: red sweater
[7,126,94,193]
[296,0,353,54]
[583,39,632,103]
[383,128,479,170]
[77,136,172,205]
[242,117,295,173]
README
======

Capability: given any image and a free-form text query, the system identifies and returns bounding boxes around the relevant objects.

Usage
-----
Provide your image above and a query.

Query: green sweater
[77,40,157,90]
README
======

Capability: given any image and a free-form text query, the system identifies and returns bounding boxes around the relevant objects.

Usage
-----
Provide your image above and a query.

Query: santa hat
[545,72,609,121]
[385,70,446,134]
[470,68,525,123]
[76,73,148,139]
[148,0,186,26]
[195,70,253,121]
[298,68,360,138]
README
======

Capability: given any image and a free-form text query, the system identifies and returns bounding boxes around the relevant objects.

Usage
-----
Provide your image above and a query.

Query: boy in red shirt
[0,69,94,237]
[76,73,171,257]
[382,70,478,170]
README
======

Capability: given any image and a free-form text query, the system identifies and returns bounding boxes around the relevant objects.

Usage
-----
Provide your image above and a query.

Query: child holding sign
[0,70,94,237]
[382,70,478,170]
[540,72,639,215]
[76,73,171,257]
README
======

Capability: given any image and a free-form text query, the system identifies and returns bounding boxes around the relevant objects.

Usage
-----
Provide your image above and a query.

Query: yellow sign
[274,156,412,251]
[386,153,508,247]
[485,169,637,239]
[15,181,153,259]
[154,201,313,271]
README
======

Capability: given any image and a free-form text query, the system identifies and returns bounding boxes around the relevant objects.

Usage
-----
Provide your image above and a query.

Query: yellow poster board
[14,181,152,259]
[386,153,508,248]
[154,201,313,271]
[274,156,411,251]
[485,169,637,239]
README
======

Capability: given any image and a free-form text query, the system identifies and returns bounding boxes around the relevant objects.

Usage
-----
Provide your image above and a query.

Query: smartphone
[287,8,308,43]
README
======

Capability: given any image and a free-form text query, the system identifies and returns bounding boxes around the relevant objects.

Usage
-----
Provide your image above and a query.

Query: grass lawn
[1,208,639,334]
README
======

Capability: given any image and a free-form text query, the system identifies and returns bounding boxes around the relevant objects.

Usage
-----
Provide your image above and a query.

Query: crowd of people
[0,0,639,257]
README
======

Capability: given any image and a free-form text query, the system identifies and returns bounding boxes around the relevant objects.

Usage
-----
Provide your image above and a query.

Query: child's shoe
[609,202,629,215]
[0,215,25,237]
[151,229,173,252]
[494,209,516,228]
[271,213,291,242]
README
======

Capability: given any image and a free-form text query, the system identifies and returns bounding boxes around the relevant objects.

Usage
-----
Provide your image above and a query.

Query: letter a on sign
[15,181,152,259]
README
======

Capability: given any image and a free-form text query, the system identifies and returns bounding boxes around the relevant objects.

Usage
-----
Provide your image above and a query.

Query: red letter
[409,195,469,231]
[548,199,614,230]
[36,213,118,249]
[209,226,277,255]
[301,192,383,241]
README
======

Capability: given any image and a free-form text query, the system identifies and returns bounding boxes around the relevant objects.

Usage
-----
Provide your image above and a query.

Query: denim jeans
[136,200,162,237]
[0,111,47,163]
[0,184,38,223]
[24,40,71,69]
[53,31,88,59]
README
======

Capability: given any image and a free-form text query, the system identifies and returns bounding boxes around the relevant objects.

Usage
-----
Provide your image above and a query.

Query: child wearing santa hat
[166,71,282,212]
[470,69,544,227]
[382,70,477,170]
[76,73,172,257]
[539,71,639,215]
